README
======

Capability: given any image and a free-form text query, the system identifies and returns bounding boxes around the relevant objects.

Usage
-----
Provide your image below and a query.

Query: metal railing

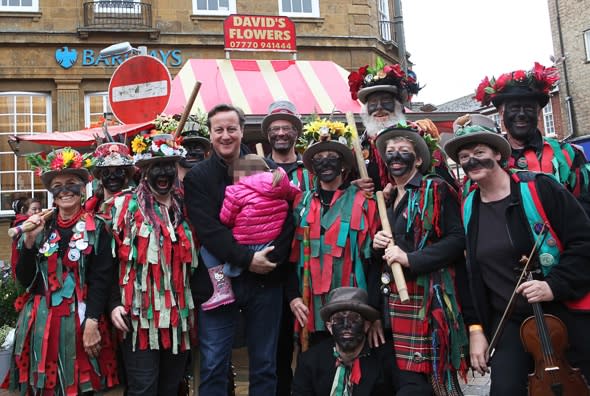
[83,1,152,29]
[379,20,396,43]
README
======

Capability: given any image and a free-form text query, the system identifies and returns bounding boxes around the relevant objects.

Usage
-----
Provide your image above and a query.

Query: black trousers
[121,336,190,396]
[397,370,433,396]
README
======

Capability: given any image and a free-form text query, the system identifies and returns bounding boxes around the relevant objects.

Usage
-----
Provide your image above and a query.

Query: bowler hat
[320,287,380,323]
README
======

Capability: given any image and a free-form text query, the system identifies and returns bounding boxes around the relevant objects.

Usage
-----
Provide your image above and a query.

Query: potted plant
[0,262,23,382]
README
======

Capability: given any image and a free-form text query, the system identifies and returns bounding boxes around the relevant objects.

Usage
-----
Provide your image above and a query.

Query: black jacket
[461,172,590,334]
[292,338,396,396]
[369,173,466,310]
[184,147,295,302]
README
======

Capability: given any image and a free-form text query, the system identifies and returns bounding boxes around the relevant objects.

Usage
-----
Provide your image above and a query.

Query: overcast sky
[402,0,555,106]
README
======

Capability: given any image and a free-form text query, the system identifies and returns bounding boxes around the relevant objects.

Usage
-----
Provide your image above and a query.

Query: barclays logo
[55,46,78,69]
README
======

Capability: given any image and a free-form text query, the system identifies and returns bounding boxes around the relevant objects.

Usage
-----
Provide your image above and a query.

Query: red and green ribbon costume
[386,177,468,395]
[291,185,379,332]
[6,212,118,395]
[111,192,198,354]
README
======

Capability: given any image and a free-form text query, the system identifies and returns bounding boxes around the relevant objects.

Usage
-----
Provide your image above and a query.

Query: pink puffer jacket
[220,167,301,244]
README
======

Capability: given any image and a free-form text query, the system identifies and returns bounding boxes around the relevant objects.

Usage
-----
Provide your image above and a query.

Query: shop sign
[55,47,183,69]
[224,15,296,52]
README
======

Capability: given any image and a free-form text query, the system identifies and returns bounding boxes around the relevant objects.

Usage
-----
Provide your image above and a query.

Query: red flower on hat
[383,64,404,79]
[475,76,493,105]
[512,70,527,82]
[494,73,511,93]
[348,65,368,100]
[474,63,560,106]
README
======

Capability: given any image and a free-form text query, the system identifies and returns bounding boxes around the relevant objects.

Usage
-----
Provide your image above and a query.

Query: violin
[520,272,590,396]
[486,222,590,395]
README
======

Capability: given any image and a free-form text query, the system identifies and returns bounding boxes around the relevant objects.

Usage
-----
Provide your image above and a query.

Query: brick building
[547,0,590,138]
[0,0,405,264]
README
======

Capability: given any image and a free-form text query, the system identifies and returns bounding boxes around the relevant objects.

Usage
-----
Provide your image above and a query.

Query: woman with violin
[444,115,590,395]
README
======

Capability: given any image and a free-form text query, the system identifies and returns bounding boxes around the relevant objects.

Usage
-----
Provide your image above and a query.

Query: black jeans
[121,336,190,396]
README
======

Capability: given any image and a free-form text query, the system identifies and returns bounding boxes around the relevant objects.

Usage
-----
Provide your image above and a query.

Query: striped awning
[8,121,153,155]
[164,59,361,116]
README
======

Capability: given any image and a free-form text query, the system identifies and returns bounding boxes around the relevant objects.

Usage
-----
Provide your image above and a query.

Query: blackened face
[100,167,128,193]
[146,162,177,196]
[457,144,501,182]
[311,151,342,183]
[502,99,540,143]
[268,120,298,154]
[366,92,397,116]
[180,141,207,168]
[330,311,366,352]
[49,174,84,211]
[384,139,419,177]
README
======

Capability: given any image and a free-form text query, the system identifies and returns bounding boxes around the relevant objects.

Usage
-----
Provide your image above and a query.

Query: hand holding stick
[376,191,409,303]
[8,208,54,238]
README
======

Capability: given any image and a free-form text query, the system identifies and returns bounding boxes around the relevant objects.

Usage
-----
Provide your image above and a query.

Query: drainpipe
[554,0,577,138]
[393,0,407,73]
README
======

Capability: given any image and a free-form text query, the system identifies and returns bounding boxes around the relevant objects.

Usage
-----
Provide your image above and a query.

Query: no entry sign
[108,55,172,124]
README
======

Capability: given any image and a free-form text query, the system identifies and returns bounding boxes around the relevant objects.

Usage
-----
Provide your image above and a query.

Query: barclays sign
[55,46,183,69]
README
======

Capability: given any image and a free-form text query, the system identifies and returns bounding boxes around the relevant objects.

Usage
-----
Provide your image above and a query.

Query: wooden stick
[376,191,409,303]
[8,208,54,238]
[255,143,265,157]
[301,226,311,352]
[174,80,202,139]
[346,112,369,179]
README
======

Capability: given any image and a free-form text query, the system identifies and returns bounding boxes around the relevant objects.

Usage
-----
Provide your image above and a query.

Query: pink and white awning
[164,59,361,116]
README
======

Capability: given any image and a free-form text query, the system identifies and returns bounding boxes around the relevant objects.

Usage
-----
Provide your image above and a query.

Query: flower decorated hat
[92,142,135,176]
[375,121,434,174]
[475,62,559,108]
[444,114,511,163]
[180,111,211,150]
[27,147,93,189]
[261,100,303,137]
[348,57,420,104]
[131,132,187,168]
[299,117,355,172]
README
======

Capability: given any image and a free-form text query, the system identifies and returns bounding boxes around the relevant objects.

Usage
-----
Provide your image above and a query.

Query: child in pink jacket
[200,154,301,310]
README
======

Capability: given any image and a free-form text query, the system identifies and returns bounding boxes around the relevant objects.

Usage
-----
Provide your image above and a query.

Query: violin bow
[486,222,549,360]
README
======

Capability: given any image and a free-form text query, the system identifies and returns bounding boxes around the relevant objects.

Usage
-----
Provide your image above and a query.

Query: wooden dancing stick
[174,80,202,139]
[301,226,312,352]
[346,112,369,180]
[255,143,265,157]
[376,191,409,303]
[8,208,55,238]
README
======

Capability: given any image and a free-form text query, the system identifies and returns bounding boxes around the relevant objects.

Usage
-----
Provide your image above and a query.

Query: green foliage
[0,273,23,329]
[0,324,12,348]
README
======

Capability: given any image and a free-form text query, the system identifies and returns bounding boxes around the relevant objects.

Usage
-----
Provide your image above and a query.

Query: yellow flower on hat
[62,149,75,166]
[131,135,148,154]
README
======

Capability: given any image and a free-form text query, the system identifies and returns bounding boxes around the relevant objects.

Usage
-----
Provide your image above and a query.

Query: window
[543,100,556,137]
[378,0,392,41]
[193,0,236,15]
[279,0,319,18]
[585,30,590,62]
[0,93,51,214]
[0,0,39,12]
[95,0,140,14]
[84,92,111,127]
[490,113,502,131]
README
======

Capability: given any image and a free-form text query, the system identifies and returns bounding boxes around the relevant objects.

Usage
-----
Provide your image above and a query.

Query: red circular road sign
[108,55,172,124]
